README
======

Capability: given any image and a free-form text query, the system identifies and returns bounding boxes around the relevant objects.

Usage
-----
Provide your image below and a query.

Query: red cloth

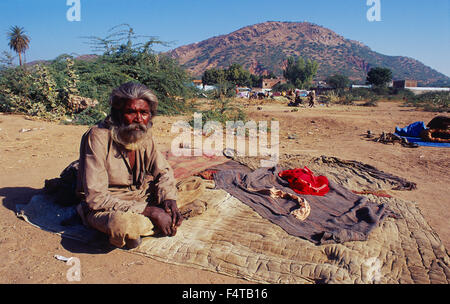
[278,167,329,196]
[195,169,217,180]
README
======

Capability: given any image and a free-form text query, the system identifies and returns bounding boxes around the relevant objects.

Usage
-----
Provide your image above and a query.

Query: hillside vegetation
[0,25,197,124]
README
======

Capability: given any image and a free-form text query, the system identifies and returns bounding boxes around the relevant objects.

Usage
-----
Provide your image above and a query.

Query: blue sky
[1,0,449,77]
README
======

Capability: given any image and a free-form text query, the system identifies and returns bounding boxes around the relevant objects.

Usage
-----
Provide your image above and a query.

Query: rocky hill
[168,21,450,86]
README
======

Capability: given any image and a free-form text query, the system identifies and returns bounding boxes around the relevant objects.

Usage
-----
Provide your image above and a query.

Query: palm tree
[7,26,30,66]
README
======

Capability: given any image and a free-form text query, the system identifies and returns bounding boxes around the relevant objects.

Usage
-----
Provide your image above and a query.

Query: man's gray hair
[109,82,158,122]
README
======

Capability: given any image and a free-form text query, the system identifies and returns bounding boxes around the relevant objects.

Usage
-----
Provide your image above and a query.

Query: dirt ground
[0,100,448,283]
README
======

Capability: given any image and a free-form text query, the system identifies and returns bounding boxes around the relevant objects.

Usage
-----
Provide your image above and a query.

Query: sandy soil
[0,100,448,283]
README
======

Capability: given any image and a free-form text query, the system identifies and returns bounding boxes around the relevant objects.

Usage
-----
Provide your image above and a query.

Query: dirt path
[0,100,448,283]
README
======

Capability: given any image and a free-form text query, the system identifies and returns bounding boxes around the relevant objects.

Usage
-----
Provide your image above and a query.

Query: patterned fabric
[163,151,228,181]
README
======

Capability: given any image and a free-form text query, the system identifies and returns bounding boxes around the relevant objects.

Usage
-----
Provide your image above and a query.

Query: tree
[82,24,170,58]
[7,26,30,66]
[366,67,392,87]
[202,64,252,87]
[202,68,225,85]
[225,63,251,87]
[283,56,318,89]
[326,74,350,90]
[80,24,194,115]
[0,51,15,68]
[250,74,262,87]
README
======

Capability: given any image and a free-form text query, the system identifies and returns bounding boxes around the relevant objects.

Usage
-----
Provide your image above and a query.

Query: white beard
[110,124,151,151]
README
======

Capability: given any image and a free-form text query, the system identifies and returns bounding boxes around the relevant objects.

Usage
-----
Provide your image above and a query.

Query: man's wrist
[142,205,158,217]
[162,199,177,206]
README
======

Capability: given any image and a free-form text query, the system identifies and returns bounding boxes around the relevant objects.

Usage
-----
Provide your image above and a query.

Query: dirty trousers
[77,205,155,248]
[77,177,214,248]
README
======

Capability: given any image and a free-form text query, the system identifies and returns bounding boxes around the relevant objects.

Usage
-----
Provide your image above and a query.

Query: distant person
[288,89,295,102]
[308,90,316,107]
[76,82,182,249]
[295,92,303,105]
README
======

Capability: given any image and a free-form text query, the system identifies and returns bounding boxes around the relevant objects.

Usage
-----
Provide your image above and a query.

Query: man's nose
[134,112,143,123]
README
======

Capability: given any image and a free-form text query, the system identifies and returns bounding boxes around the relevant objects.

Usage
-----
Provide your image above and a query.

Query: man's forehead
[123,98,150,110]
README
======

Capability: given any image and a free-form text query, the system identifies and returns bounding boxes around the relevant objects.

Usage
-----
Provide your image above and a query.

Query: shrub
[188,99,247,129]
[68,106,107,126]
[360,96,379,107]
[371,85,390,96]
[0,65,67,120]
[204,81,236,99]
[272,82,295,92]
[326,74,350,90]
[405,91,450,112]
[324,90,340,103]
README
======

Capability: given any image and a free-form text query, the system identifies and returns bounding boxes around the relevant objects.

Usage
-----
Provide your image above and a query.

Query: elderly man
[76,82,182,249]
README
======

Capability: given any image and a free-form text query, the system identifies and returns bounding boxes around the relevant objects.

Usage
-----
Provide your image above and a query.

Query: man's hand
[161,199,183,229]
[142,205,175,236]
[142,200,183,237]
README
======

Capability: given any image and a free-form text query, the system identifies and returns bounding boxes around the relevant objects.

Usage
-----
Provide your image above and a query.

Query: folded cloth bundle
[395,121,427,137]
[279,167,329,196]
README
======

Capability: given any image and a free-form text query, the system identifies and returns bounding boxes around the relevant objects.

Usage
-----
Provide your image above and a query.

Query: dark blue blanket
[394,121,450,147]
[395,121,427,137]
[393,134,450,147]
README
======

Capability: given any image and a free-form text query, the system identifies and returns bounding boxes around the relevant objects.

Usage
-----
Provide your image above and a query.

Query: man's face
[114,98,152,146]
[122,98,151,127]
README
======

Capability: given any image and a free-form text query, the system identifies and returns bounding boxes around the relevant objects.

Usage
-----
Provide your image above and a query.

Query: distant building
[200,85,217,91]
[392,79,450,94]
[192,79,217,92]
[260,78,286,89]
[351,84,372,89]
[406,87,450,95]
[393,80,418,89]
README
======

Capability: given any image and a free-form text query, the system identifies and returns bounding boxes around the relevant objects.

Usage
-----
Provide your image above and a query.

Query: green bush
[405,91,450,112]
[370,85,390,96]
[272,82,295,92]
[336,89,375,104]
[188,99,247,129]
[69,106,108,126]
[204,81,236,99]
[0,65,67,120]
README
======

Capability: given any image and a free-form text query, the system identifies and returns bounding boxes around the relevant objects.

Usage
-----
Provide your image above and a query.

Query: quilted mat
[16,154,450,284]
